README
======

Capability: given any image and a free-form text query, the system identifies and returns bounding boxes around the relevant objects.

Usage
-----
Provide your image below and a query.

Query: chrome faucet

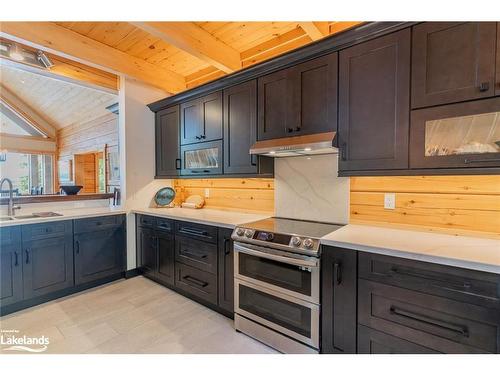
[0,178,21,216]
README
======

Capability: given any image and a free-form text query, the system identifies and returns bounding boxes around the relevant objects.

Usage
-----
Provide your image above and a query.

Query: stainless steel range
[231,217,343,354]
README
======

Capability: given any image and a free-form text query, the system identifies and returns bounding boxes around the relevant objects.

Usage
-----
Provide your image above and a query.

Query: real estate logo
[0,329,49,353]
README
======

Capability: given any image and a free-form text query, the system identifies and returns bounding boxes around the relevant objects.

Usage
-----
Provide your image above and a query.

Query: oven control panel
[232,227,320,252]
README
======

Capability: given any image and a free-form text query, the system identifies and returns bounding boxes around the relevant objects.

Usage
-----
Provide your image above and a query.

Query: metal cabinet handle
[175,158,181,170]
[389,306,469,337]
[295,126,301,132]
[479,82,490,92]
[250,154,257,166]
[183,275,208,288]
[25,249,30,264]
[190,170,211,174]
[200,135,206,139]
[183,250,208,259]
[14,251,19,267]
[75,240,80,254]
[334,261,342,285]
[286,127,294,133]
[180,227,209,237]
[195,136,201,140]
[341,142,347,161]
[223,237,231,255]
[464,158,500,164]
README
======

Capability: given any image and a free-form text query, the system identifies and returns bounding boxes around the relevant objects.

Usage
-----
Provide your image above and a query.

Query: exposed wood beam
[298,22,329,41]
[0,84,57,138]
[0,133,56,153]
[0,22,185,93]
[132,22,241,73]
[1,102,43,136]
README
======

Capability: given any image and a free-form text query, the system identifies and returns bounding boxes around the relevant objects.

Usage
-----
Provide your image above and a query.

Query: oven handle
[234,243,319,268]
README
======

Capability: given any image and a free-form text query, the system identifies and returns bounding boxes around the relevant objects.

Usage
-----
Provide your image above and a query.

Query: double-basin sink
[0,212,63,222]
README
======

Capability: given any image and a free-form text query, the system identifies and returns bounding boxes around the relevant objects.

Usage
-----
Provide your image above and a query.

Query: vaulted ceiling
[0,21,363,94]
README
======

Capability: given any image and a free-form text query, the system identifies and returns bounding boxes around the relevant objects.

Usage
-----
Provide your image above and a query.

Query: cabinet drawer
[175,236,217,274]
[22,220,71,240]
[156,217,173,232]
[138,214,156,228]
[358,279,500,353]
[359,253,500,310]
[74,215,124,234]
[357,325,440,354]
[175,262,217,305]
[175,221,217,243]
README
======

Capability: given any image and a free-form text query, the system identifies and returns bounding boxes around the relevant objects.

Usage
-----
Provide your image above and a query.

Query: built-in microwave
[180,140,223,176]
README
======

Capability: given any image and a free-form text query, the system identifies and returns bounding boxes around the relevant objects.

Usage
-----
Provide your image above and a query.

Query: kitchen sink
[0,212,63,222]
[0,216,14,222]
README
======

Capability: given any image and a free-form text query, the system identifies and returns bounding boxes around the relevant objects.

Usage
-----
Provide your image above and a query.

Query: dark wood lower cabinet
[218,228,234,314]
[0,226,23,307]
[321,246,357,353]
[157,231,175,286]
[357,325,440,354]
[175,262,218,305]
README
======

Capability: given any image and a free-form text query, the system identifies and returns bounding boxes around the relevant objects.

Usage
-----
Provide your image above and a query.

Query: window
[0,152,54,195]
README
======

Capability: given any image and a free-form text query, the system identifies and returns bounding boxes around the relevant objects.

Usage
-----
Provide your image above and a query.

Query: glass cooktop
[239,217,343,239]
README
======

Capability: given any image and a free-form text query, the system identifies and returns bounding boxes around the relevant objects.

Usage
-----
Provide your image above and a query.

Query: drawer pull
[389,306,469,337]
[464,158,500,164]
[183,275,209,288]
[14,251,19,266]
[179,227,209,237]
[75,240,80,254]
[25,249,30,264]
[334,261,342,285]
[183,250,208,259]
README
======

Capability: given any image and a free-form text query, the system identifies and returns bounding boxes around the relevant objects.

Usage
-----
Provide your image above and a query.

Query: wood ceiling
[0,64,117,130]
[0,21,362,94]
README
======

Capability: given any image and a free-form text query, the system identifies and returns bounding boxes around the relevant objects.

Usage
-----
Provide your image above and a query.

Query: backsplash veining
[275,154,349,224]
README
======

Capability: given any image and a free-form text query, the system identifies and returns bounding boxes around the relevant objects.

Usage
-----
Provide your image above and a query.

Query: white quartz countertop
[0,206,126,227]
[133,207,271,229]
[321,224,500,274]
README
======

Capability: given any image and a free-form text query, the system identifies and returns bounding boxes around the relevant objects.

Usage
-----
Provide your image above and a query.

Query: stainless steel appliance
[232,217,343,354]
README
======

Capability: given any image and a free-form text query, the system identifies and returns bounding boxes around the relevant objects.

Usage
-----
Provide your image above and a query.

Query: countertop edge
[132,209,238,229]
[321,238,500,275]
[0,209,126,227]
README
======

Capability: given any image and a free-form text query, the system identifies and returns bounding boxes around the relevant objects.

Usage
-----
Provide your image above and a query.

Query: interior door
[338,28,411,172]
[412,22,497,108]
[156,105,180,177]
[223,80,258,174]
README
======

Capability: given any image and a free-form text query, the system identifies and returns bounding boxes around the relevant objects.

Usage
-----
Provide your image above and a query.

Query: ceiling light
[37,50,54,69]
[269,151,276,154]
[304,147,312,151]
[9,44,24,61]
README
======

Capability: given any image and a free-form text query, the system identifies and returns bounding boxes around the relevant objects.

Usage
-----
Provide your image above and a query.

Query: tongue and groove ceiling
[1,22,361,94]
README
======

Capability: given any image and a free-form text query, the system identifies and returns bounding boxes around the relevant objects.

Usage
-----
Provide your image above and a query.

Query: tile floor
[0,277,277,354]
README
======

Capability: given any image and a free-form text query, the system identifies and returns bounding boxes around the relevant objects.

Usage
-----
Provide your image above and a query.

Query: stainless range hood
[250,131,337,157]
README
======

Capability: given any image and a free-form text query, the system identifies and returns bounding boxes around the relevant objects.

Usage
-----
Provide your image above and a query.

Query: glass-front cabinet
[410,97,500,169]
[180,140,223,175]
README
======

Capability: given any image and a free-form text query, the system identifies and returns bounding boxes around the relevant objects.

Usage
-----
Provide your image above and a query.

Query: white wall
[118,77,171,270]
[275,154,349,224]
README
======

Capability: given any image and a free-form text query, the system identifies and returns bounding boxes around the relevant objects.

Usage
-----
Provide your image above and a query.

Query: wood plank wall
[57,112,119,192]
[350,176,500,237]
[74,153,96,193]
[173,178,275,213]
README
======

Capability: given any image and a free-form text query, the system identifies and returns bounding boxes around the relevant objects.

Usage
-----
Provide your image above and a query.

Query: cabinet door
[496,22,500,96]
[412,22,497,108]
[137,226,157,276]
[258,69,290,140]
[180,98,202,145]
[289,53,338,136]
[321,246,357,354]
[156,231,174,286]
[199,91,223,142]
[224,80,258,174]
[156,106,180,177]
[23,236,74,299]
[218,228,234,314]
[338,28,410,172]
[74,227,125,285]
[0,227,23,307]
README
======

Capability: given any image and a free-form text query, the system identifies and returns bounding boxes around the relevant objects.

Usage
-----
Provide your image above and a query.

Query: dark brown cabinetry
[497,22,500,96]
[180,91,223,145]
[155,106,180,178]
[412,22,497,108]
[321,246,357,354]
[258,53,338,141]
[338,28,411,172]
[218,228,234,315]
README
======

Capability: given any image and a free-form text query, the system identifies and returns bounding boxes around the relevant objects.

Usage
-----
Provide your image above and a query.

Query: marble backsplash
[275,154,349,224]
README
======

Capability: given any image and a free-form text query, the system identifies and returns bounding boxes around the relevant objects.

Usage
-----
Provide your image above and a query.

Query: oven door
[235,278,320,349]
[234,242,320,303]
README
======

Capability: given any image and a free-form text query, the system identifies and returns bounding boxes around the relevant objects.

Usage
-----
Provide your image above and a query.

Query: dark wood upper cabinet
[289,53,338,136]
[180,91,222,145]
[496,22,500,96]
[338,28,411,172]
[412,22,497,109]
[257,69,289,141]
[156,105,180,178]
[321,246,358,354]
[258,53,338,141]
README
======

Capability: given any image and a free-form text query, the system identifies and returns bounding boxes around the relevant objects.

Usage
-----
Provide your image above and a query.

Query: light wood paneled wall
[350,176,500,237]
[173,178,274,213]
